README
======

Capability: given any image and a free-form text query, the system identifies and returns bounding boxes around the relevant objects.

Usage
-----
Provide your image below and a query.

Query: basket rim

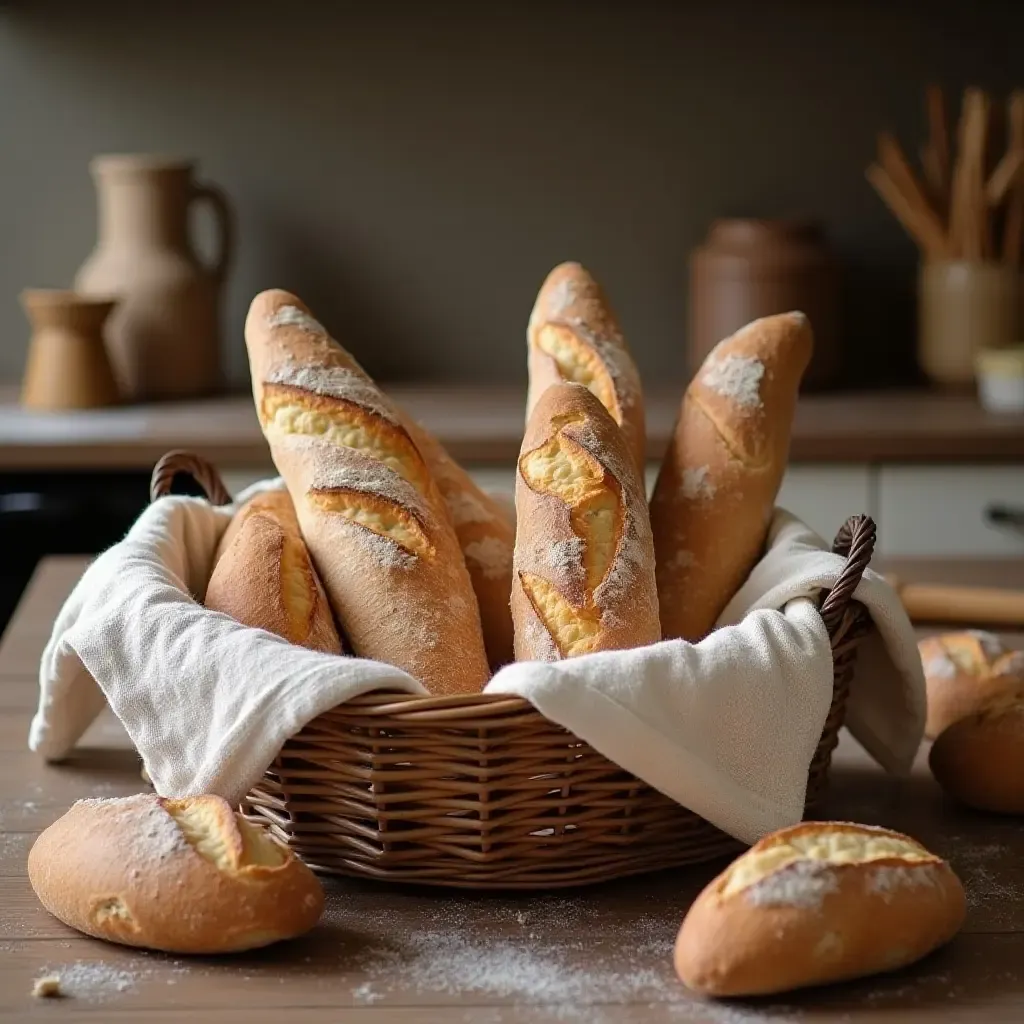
[150,448,877,718]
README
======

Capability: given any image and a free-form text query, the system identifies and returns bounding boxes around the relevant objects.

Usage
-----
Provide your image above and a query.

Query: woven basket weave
[152,449,876,890]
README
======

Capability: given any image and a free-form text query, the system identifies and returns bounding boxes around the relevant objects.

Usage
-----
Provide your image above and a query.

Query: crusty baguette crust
[244,289,489,695]
[403,420,514,669]
[28,794,323,954]
[526,262,646,470]
[929,698,1024,813]
[650,312,813,642]
[512,382,659,660]
[674,821,966,997]
[205,490,342,654]
[919,631,1024,739]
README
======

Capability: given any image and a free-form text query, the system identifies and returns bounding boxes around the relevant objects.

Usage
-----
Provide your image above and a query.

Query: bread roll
[650,312,813,642]
[526,262,646,470]
[929,697,1024,813]
[674,821,966,997]
[28,794,323,954]
[205,489,343,654]
[244,289,490,695]
[403,419,514,669]
[512,382,660,660]
[919,630,1024,739]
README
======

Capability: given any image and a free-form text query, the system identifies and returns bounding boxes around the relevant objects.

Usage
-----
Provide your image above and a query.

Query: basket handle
[150,450,233,506]
[819,514,877,635]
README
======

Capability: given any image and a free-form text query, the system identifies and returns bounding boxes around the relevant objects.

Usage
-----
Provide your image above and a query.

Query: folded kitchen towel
[30,484,924,845]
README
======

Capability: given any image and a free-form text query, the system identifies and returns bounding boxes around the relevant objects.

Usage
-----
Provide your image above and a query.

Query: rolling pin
[886,575,1024,628]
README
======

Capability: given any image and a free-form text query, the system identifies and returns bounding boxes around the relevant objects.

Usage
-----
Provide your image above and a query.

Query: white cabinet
[877,465,1024,557]
[777,465,873,543]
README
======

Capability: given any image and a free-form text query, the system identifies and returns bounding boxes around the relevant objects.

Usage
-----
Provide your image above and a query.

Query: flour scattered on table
[337,895,797,1022]
[35,958,191,1002]
[39,963,137,1001]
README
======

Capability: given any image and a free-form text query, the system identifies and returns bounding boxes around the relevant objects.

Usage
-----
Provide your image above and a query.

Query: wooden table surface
[2,558,1024,1022]
[2,384,1024,469]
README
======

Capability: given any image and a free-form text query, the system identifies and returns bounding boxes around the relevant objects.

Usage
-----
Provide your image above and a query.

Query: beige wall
[1,1,1020,391]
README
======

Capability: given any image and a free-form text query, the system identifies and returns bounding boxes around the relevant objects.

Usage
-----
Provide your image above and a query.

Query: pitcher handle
[190,180,235,287]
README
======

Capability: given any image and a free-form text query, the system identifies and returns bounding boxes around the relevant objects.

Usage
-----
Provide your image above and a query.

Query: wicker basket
[152,450,876,890]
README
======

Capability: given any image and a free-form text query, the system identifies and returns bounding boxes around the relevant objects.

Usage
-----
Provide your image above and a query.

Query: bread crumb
[32,975,62,998]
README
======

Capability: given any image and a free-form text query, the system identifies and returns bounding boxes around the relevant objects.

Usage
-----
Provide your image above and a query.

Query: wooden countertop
[1,384,1023,470]
[2,556,1024,1021]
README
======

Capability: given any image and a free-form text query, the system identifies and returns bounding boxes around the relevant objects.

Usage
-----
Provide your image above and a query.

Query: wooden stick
[866,163,948,259]
[875,131,949,258]
[1003,90,1024,265]
[987,148,1024,207]
[948,89,974,259]
[924,83,950,209]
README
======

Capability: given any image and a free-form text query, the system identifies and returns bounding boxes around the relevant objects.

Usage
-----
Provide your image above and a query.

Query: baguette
[403,419,515,669]
[512,382,659,660]
[205,489,343,654]
[674,821,966,997]
[527,262,646,470]
[28,794,323,954]
[919,631,1024,738]
[244,289,490,695]
[650,312,813,641]
[929,696,1024,813]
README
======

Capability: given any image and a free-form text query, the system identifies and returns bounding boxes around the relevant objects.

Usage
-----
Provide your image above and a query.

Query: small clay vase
[20,290,120,410]
[74,154,234,401]
[918,261,1020,389]
[689,219,841,390]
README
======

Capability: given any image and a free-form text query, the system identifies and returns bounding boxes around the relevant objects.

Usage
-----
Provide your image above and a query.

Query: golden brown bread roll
[674,821,966,997]
[28,794,324,954]
[650,312,813,642]
[403,419,514,669]
[919,631,1024,739]
[929,696,1024,813]
[512,382,660,660]
[243,289,490,695]
[205,489,343,654]
[526,262,646,470]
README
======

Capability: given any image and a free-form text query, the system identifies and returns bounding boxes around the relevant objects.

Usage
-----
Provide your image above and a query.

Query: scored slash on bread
[205,489,343,654]
[674,821,966,997]
[527,262,646,471]
[27,794,324,955]
[244,289,492,695]
[919,630,1024,738]
[650,312,813,642]
[512,382,660,660]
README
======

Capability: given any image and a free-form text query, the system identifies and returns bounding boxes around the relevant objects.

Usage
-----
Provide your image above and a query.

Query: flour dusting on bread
[463,537,513,580]
[681,466,716,501]
[744,860,839,910]
[267,305,327,335]
[701,354,765,409]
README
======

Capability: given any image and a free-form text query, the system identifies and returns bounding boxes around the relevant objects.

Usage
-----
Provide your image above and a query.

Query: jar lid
[976,345,1024,377]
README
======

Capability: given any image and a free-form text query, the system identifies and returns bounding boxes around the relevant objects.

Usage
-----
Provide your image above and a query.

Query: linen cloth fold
[29,482,924,845]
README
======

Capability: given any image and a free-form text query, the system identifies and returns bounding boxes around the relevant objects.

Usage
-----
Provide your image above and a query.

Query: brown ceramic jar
[689,219,841,390]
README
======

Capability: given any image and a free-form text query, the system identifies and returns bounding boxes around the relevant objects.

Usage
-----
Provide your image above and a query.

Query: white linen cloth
[29,481,925,845]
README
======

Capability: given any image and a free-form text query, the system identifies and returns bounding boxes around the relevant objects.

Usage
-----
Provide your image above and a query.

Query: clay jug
[689,219,841,391]
[20,290,120,410]
[74,155,234,401]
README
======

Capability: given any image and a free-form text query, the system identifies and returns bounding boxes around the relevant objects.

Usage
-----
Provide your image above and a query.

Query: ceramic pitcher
[74,155,234,401]
[20,290,120,410]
